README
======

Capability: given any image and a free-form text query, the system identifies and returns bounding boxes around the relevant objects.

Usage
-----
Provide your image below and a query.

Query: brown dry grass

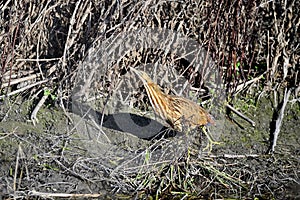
[0,0,299,199]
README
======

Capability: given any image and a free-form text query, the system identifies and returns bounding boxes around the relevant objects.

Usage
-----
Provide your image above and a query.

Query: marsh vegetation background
[0,0,299,199]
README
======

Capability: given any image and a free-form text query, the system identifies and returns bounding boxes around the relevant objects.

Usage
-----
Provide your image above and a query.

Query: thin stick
[0,78,56,99]
[62,0,82,67]
[30,88,49,126]
[1,0,12,12]
[1,74,39,87]
[235,72,266,95]
[226,104,256,127]
[16,58,60,62]
[0,127,18,139]
[29,190,102,198]
[13,144,25,192]
[209,153,260,159]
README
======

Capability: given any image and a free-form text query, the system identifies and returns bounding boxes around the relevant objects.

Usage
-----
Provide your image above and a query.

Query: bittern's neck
[147,82,167,100]
[144,82,169,119]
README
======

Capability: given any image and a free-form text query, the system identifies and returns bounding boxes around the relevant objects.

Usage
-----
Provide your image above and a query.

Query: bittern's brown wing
[168,96,215,131]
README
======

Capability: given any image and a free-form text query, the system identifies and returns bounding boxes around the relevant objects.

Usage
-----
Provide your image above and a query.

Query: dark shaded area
[71,100,177,140]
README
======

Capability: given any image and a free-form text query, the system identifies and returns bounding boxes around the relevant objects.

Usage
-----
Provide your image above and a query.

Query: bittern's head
[130,67,154,84]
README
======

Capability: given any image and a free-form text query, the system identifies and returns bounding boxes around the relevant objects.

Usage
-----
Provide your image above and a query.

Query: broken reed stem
[269,88,291,152]
[226,104,256,126]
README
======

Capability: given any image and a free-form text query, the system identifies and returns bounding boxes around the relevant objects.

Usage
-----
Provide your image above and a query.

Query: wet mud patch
[0,95,299,199]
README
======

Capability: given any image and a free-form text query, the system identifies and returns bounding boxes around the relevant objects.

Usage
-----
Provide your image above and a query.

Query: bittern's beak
[130,67,142,77]
[130,67,152,84]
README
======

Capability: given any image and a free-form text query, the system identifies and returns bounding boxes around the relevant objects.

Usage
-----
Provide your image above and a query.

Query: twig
[235,72,266,95]
[91,117,111,143]
[29,190,102,198]
[1,74,39,87]
[5,20,19,95]
[13,143,26,193]
[1,0,12,12]
[2,70,35,80]
[226,104,256,126]
[0,77,56,99]
[30,88,50,126]
[16,59,59,77]
[62,0,82,68]
[0,127,18,139]
[16,58,60,62]
[209,153,260,159]
[59,97,74,124]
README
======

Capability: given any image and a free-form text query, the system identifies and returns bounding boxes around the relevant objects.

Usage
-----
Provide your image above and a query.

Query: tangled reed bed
[0,0,299,199]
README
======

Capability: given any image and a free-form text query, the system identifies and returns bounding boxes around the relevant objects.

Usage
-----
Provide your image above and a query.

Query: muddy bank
[0,94,299,199]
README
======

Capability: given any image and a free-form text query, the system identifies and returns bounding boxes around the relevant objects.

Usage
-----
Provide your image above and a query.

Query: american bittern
[130,67,219,151]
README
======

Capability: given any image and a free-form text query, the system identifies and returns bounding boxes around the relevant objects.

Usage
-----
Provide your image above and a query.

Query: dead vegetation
[0,0,299,199]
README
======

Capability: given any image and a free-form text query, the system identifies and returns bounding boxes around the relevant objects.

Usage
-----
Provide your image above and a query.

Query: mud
[0,93,299,199]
